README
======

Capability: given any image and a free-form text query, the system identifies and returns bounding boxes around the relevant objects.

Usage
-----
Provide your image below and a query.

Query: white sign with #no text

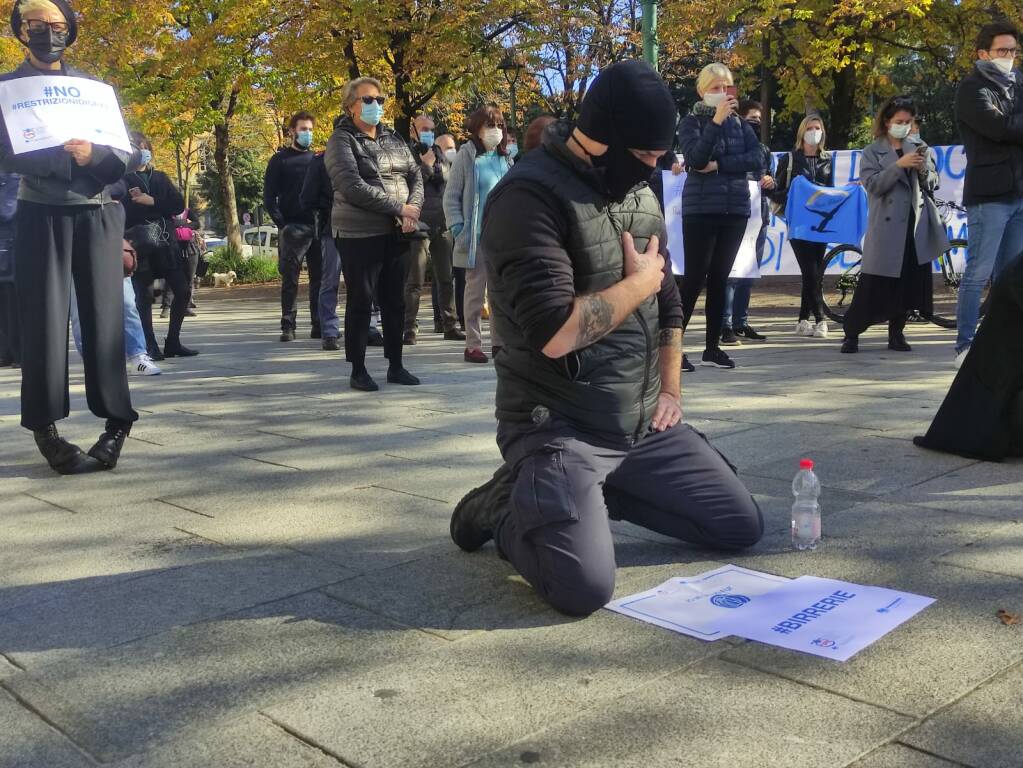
[605,565,791,641]
[716,575,935,662]
[0,76,131,155]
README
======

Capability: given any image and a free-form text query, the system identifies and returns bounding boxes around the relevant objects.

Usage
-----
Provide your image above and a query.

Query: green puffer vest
[485,125,665,443]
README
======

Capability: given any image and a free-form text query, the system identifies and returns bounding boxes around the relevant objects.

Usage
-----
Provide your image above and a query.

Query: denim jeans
[957,198,1023,352]
[71,277,147,359]
[722,278,754,330]
[318,233,342,339]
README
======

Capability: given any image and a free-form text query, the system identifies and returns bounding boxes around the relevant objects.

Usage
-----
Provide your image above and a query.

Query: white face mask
[993,57,1015,75]
[804,128,824,146]
[443,148,457,163]
[908,133,921,144]
[481,128,503,150]
[703,92,727,108]
[888,123,911,140]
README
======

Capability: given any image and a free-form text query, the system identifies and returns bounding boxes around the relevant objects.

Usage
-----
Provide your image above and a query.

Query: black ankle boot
[888,328,912,352]
[88,419,132,469]
[33,424,99,475]
[164,339,199,357]
[841,336,859,354]
[450,464,514,552]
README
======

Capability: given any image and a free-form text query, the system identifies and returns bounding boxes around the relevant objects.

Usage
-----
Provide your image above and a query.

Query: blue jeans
[318,233,342,339]
[722,278,754,330]
[71,277,147,359]
[957,199,1023,352]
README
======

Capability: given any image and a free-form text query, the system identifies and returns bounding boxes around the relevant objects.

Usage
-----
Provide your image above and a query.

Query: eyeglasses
[360,96,386,106]
[990,47,1019,58]
[22,20,68,34]
[485,120,506,129]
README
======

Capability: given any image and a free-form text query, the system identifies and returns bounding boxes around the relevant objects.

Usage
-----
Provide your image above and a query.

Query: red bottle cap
[800,459,814,470]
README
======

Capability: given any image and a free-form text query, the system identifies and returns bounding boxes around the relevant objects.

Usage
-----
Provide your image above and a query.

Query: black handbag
[125,220,169,251]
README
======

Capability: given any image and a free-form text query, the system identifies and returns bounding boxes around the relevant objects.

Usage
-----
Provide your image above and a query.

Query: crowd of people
[1,0,1021,614]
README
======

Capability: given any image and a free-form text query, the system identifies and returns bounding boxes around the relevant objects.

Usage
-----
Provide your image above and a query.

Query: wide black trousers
[279,223,323,333]
[336,233,407,370]
[15,201,137,431]
[680,214,748,350]
[494,418,764,616]
[790,238,827,323]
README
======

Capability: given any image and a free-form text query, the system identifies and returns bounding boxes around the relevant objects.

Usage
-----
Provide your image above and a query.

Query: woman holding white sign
[0,0,137,475]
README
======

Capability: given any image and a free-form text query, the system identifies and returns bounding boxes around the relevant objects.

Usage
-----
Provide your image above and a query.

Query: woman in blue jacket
[677,63,763,371]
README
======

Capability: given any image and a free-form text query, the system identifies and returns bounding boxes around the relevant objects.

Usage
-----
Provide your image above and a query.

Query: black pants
[133,250,192,352]
[337,233,407,371]
[0,282,19,364]
[15,201,137,431]
[494,418,764,616]
[680,215,747,350]
[161,242,199,309]
[791,239,827,323]
[406,228,457,333]
[279,223,322,333]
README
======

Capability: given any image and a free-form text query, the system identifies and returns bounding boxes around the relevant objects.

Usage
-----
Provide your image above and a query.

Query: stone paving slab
[848,744,968,768]
[468,659,913,768]
[936,521,1023,580]
[888,459,1023,521]
[0,688,93,768]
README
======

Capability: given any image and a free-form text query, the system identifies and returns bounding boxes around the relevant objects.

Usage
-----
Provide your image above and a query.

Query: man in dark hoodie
[448,61,763,617]
[0,0,137,475]
[264,110,322,342]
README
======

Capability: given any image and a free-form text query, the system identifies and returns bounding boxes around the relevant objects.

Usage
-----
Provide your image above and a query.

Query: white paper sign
[718,575,935,662]
[605,565,791,640]
[0,76,131,155]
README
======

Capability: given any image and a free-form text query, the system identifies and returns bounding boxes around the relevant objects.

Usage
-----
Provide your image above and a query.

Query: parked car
[242,226,278,260]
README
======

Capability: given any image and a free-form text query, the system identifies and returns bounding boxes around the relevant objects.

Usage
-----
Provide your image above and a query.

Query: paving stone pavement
[1,286,1021,768]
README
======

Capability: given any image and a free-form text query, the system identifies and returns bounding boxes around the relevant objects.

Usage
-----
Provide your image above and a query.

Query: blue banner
[785,176,868,246]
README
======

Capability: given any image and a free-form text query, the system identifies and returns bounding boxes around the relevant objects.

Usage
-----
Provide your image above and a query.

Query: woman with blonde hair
[677,62,764,370]
[770,114,835,337]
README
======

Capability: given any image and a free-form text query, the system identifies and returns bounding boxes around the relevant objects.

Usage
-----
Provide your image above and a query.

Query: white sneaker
[953,347,969,370]
[128,353,162,376]
[795,320,815,336]
[813,320,829,338]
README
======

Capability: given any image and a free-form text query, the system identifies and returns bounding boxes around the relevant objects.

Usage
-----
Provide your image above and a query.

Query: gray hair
[341,77,383,114]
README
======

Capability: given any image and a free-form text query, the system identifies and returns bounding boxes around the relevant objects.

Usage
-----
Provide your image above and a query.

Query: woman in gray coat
[842,96,949,353]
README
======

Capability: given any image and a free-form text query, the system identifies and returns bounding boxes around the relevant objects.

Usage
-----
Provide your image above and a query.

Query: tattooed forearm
[658,327,683,349]
[575,294,615,350]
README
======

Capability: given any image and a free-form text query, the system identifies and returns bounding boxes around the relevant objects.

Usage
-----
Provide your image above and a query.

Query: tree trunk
[214,122,242,249]
[182,136,193,209]
[829,63,857,149]
[760,36,772,145]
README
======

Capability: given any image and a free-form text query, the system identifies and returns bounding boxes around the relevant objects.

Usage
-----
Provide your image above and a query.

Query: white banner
[663,146,970,276]
[0,76,131,155]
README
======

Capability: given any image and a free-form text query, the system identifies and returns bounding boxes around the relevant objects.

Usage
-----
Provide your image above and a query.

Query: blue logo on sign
[711,594,750,609]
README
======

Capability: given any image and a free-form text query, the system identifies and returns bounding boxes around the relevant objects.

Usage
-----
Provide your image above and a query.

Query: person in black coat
[1,0,137,474]
[123,132,197,359]
[0,171,19,368]
[300,145,343,350]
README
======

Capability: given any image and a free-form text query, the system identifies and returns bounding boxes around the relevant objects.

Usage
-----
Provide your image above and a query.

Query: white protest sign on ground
[716,575,935,662]
[605,565,791,641]
[0,76,131,155]
[662,146,969,275]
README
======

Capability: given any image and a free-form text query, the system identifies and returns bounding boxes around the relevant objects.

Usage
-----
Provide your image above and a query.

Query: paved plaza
[1,285,1021,768]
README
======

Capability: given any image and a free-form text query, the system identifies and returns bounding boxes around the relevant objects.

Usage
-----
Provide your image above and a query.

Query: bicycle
[818,198,985,329]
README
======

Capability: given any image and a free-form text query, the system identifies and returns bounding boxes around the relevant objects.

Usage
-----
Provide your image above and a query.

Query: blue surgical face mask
[419,130,435,148]
[360,101,384,127]
[138,149,152,167]
[295,129,313,149]
[507,143,519,159]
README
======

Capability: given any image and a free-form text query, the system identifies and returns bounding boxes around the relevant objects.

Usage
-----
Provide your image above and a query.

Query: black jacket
[263,145,316,226]
[677,109,763,217]
[482,122,684,442]
[955,63,1023,206]
[300,152,332,238]
[0,60,130,206]
[417,149,449,230]
[0,171,16,282]
[770,150,834,220]
[122,168,184,229]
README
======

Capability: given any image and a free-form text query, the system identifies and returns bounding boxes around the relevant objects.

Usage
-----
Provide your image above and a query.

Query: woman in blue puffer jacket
[677,63,764,371]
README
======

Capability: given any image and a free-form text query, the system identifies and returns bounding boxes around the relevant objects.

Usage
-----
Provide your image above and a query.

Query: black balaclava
[11,0,78,65]
[574,60,677,202]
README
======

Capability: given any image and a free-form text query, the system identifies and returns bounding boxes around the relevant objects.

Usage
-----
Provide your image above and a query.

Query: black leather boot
[164,339,199,357]
[33,424,100,475]
[450,464,514,552]
[888,325,912,352]
[88,419,132,469]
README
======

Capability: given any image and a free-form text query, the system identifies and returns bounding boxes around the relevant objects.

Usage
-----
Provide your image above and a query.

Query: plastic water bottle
[791,458,821,550]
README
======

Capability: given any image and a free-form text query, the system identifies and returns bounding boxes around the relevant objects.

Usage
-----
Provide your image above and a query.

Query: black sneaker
[682,354,695,373]
[350,370,379,391]
[701,348,736,369]
[450,464,514,552]
[387,367,421,386]
[311,327,322,340]
[720,327,741,346]
[841,337,859,354]
[737,325,767,341]
[322,336,340,351]
[280,329,295,342]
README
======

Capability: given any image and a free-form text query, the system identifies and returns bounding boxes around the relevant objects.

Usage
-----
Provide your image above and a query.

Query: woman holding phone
[841,95,947,354]
[677,63,764,371]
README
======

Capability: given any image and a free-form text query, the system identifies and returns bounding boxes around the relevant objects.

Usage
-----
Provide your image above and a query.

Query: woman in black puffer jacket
[677,63,763,371]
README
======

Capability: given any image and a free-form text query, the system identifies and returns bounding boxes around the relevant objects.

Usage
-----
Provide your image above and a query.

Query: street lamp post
[498,50,524,134]
[641,0,658,71]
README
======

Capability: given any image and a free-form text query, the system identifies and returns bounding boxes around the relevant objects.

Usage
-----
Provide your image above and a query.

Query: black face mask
[582,139,654,203]
[26,28,68,64]
[746,119,761,129]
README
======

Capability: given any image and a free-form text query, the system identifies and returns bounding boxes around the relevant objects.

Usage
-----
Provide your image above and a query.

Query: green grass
[206,245,279,284]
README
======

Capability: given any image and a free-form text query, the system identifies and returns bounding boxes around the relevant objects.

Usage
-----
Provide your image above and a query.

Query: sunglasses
[23,20,69,34]
[360,96,387,106]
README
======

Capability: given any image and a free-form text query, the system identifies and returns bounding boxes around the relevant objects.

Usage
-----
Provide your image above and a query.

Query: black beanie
[11,0,78,47]
[576,60,677,150]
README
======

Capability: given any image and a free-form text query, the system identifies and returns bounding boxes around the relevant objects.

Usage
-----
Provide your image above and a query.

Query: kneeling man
[450,61,764,616]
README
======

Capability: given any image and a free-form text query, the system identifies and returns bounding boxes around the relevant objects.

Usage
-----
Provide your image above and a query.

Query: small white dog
[212,270,237,288]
